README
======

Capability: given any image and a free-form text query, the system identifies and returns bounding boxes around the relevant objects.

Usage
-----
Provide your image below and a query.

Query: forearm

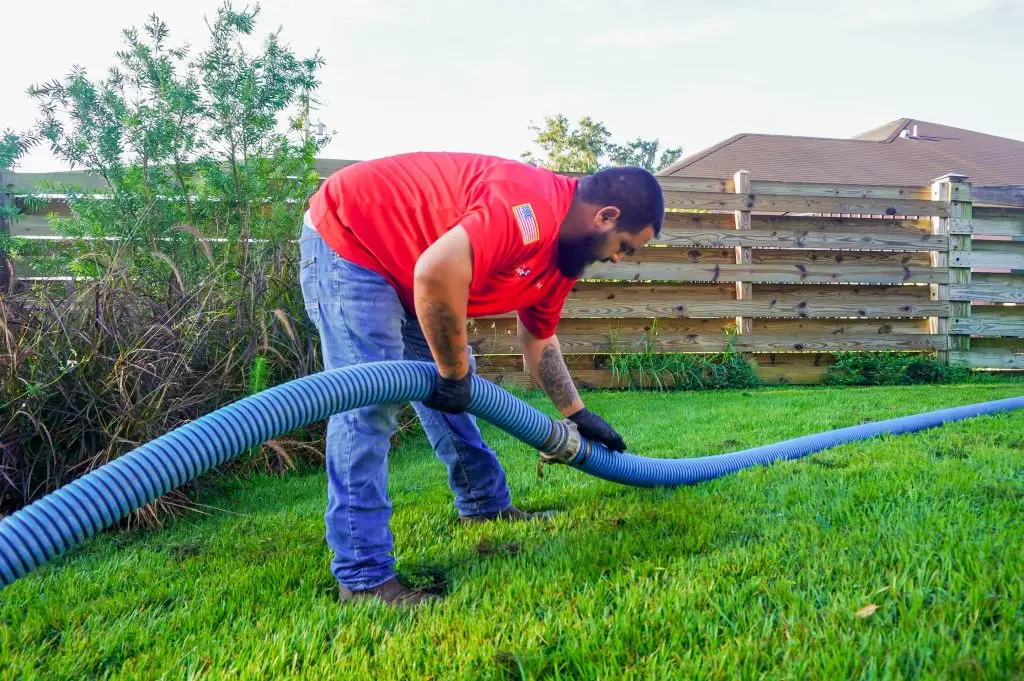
[519,322,584,417]
[414,268,470,379]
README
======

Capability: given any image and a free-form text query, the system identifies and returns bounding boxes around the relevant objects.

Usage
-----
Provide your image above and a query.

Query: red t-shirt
[308,152,579,339]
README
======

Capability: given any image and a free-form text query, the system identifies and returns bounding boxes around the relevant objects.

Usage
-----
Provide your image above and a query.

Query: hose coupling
[538,418,585,465]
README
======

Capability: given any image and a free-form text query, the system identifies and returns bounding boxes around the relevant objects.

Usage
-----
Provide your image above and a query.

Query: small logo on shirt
[535,281,544,289]
[515,265,532,277]
[512,203,540,244]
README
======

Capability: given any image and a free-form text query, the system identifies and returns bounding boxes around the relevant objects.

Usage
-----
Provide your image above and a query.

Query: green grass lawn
[2,381,1023,680]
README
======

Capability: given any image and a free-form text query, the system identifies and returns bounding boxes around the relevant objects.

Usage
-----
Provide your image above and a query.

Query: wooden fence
[3,161,1023,385]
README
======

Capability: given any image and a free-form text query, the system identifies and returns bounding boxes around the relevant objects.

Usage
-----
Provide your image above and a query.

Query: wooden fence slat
[971,216,1024,238]
[472,332,947,355]
[950,273,1024,303]
[949,349,1024,369]
[504,284,949,319]
[655,219,942,250]
[952,242,1024,269]
[662,190,949,216]
[950,337,1024,368]
[741,181,931,201]
[583,261,947,284]
[951,307,1024,337]
[756,283,933,301]
[972,185,1024,208]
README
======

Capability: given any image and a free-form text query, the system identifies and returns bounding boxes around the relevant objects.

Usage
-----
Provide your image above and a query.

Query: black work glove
[568,408,627,452]
[423,371,473,414]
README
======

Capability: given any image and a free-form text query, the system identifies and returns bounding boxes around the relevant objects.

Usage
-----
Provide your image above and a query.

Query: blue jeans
[297,218,512,590]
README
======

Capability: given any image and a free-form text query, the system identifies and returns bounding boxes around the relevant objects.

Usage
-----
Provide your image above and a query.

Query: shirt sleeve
[517,291,567,340]
[458,186,547,293]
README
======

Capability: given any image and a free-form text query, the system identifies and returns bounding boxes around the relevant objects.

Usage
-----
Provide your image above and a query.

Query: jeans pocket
[299,254,320,324]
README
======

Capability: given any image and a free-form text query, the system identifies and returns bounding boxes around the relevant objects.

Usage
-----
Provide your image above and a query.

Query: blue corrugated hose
[1,360,1021,589]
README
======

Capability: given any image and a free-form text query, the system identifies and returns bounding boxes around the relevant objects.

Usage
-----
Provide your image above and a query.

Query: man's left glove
[568,408,628,452]
[423,371,473,414]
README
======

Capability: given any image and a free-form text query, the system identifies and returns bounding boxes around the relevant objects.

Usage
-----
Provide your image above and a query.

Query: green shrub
[822,352,970,386]
[607,323,761,391]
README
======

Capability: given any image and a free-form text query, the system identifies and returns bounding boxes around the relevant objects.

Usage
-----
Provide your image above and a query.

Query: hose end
[538,418,585,465]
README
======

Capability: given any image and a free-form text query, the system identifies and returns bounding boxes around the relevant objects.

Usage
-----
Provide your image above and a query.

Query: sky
[4,0,1023,173]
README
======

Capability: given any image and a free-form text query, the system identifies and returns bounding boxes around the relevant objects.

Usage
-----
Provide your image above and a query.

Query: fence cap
[932,173,971,184]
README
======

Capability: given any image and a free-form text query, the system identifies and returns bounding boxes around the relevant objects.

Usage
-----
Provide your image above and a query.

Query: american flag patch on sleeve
[512,203,540,244]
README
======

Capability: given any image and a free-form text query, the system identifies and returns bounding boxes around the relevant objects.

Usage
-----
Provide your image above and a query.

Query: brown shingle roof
[659,119,1024,187]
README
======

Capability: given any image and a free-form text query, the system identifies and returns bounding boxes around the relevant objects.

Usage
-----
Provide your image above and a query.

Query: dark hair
[577,166,665,235]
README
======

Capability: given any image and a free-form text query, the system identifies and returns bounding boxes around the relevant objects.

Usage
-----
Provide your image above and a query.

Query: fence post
[733,169,752,346]
[930,173,972,364]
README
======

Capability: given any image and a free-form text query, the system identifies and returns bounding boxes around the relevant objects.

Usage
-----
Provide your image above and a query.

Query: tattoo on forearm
[538,344,578,410]
[424,301,465,377]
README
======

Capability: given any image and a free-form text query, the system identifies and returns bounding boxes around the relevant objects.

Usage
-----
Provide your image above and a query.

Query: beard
[556,233,607,278]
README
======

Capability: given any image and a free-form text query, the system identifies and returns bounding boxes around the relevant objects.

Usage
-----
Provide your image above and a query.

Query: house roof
[659,118,1024,187]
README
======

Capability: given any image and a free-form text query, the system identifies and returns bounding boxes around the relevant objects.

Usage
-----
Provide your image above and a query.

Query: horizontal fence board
[951,307,1024,337]
[661,190,948,217]
[480,362,836,389]
[474,333,946,355]
[950,273,1024,303]
[973,185,1024,209]
[753,250,932,266]
[950,349,1024,369]
[972,216,1024,238]
[470,318,940,354]
[9,215,58,237]
[584,260,946,284]
[951,242,1024,270]
[951,338,1024,369]
[479,282,947,320]
[659,216,944,251]
[756,283,933,301]
[6,170,110,192]
[742,181,931,201]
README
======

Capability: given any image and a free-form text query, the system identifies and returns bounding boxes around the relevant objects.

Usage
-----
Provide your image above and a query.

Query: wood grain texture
[470,318,940,354]
[952,242,1024,269]
[582,261,948,285]
[971,216,1024,238]
[490,282,949,319]
[742,181,931,201]
[481,354,841,388]
[951,337,1024,369]
[972,185,1024,209]
[951,307,1024,337]
[659,225,948,251]
[950,273,1024,303]
[661,190,949,217]
[756,283,933,301]
[949,350,1024,369]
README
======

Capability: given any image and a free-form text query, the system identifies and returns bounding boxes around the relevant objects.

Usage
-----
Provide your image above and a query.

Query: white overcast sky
[4,0,1022,172]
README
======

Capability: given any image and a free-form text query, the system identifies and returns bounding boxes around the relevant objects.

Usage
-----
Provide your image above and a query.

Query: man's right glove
[568,408,627,452]
[423,371,473,414]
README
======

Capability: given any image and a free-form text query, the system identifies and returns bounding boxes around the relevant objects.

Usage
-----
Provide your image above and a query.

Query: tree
[25,1,328,307]
[522,114,682,174]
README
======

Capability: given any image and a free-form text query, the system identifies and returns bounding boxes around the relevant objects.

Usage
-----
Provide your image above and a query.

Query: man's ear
[594,206,620,228]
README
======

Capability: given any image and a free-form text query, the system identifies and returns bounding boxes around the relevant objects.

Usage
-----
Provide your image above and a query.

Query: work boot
[338,577,440,607]
[459,505,557,525]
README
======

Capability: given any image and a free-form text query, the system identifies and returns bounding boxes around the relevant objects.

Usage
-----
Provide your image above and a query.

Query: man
[298,151,664,605]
